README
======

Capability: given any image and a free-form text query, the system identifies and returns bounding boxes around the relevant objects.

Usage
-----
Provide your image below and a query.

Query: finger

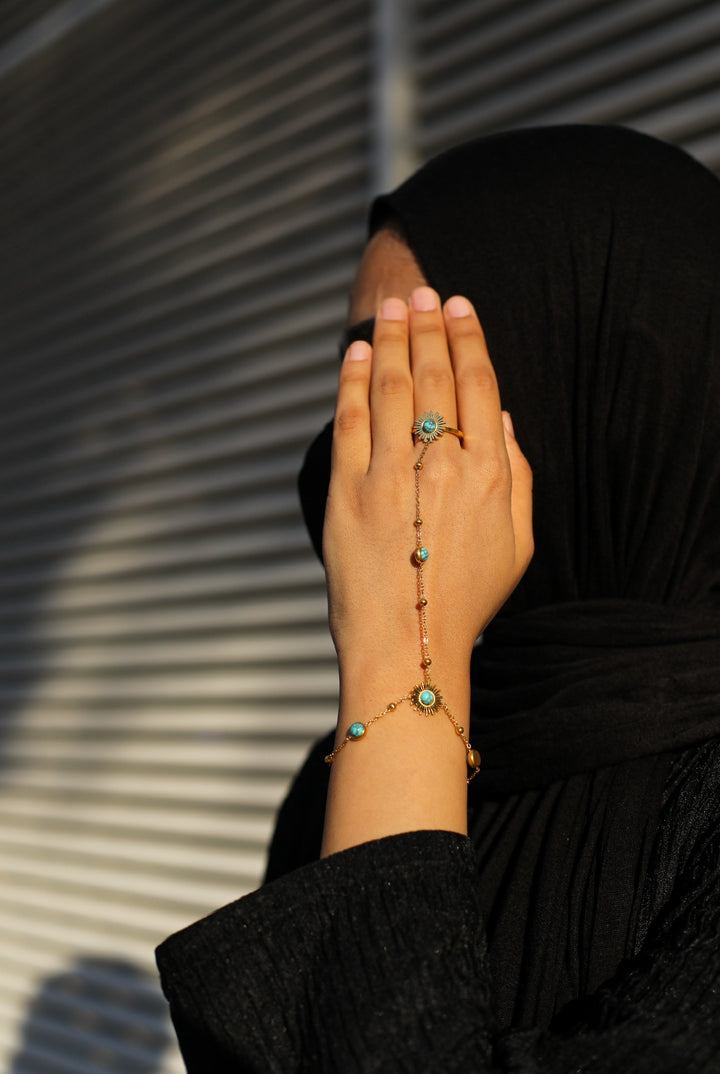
[332,340,373,479]
[369,297,414,460]
[502,411,534,569]
[443,295,504,453]
[408,286,458,431]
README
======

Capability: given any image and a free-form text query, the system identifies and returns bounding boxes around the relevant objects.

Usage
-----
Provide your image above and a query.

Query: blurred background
[1,0,720,1070]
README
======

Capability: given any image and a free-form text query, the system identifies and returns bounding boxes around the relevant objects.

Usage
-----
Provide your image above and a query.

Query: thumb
[502,411,534,569]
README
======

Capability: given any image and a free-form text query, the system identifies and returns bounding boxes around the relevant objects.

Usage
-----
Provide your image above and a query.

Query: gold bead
[387,702,396,711]
[455,726,464,736]
[415,518,423,526]
[422,657,432,668]
[467,749,481,769]
[419,597,427,606]
[414,461,423,470]
[324,755,333,764]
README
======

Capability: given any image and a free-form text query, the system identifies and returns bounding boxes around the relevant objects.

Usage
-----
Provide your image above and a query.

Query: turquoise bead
[417,547,429,562]
[349,722,366,739]
[422,418,437,434]
[419,689,435,706]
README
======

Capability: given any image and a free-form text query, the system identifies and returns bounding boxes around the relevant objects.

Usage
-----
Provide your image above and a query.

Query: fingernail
[502,411,515,438]
[379,297,407,321]
[411,286,439,312]
[345,340,371,361]
[445,295,473,318]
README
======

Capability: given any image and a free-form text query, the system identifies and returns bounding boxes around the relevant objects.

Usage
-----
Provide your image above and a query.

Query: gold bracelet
[324,411,481,784]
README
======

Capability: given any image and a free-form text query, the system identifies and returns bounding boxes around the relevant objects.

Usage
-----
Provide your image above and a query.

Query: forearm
[320,647,472,857]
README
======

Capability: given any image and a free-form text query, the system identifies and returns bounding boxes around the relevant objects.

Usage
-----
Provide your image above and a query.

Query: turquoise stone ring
[413,411,446,442]
[412,411,464,443]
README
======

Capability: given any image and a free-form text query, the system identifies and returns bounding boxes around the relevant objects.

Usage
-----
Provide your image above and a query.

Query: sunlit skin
[320,229,533,858]
[348,228,428,324]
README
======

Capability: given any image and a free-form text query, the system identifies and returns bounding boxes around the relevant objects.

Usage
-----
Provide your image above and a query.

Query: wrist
[337,647,471,724]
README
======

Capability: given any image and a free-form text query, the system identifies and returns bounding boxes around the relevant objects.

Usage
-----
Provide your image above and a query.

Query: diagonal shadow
[8,956,170,1074]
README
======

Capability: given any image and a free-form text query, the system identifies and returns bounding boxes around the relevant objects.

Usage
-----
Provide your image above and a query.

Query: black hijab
[296,126,720,1027]
[301,125,720,791]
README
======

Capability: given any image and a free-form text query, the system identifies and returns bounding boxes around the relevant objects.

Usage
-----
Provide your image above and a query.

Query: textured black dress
[157,743,720,1072]
[157,127,720,1072]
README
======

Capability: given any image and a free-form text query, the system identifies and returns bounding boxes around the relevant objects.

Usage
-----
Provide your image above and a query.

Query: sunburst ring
[412,411,464,443]
[413,411,446,442]
[410,682,443,714]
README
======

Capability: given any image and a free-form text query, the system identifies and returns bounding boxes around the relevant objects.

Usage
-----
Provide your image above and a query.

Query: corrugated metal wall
[0,1,372,1069]
[1,0,719,1069]
[414,0,720,162]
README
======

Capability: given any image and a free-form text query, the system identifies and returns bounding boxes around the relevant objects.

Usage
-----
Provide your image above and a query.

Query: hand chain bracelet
[324,410,482,784]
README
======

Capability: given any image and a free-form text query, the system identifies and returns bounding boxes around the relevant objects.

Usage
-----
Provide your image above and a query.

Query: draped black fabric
[296,126,720,1028]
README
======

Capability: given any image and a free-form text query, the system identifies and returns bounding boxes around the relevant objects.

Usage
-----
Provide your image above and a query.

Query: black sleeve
[156,824,720,1074]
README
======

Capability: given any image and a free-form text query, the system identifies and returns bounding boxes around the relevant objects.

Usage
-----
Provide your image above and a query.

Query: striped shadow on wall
[0,0,372,1070]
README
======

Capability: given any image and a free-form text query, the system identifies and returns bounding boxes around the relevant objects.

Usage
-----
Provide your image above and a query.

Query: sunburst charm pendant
[413,411,446,443]
[410,683,443,714]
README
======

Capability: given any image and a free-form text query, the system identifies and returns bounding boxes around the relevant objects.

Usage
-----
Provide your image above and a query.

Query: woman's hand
[323,287,533,683]
[320,286,533,855]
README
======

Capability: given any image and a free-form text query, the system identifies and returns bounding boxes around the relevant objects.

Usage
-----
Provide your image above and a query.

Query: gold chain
[325,414,481,784]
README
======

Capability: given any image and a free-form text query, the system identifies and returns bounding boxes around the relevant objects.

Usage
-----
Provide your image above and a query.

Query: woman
[156,126,720,1071]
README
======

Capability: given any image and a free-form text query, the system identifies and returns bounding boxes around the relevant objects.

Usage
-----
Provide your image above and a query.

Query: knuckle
[377,370,411,396]
[419,365,454,391]
[480,451,510,491]
[411,318,444,339]
[429,453,461,483]
[457,365,497,394]
[448,315,481,340]
[374,321,407,344]
[334,405,365,434]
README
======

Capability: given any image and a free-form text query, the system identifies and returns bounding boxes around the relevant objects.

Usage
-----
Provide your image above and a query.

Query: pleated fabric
[296,126,720,1027]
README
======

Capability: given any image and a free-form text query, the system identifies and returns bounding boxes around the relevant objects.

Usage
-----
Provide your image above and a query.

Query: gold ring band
[412,411,464,443]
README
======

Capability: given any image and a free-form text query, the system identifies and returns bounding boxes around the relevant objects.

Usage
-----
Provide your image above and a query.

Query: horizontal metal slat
[0,829,266,892]
[0,894,214,965]
[0,594,330,646]
[1,6,369,252]
[3,699,333,734]
[0,0,64,44]
[3,269,352,434]
[0,558,326,614]
[4,217,361,397]
[3,79,369,316]
[1,0,358,164]
[0,741,326,793]
[416,0,683,80]
[1,660,339,700]
[4,180,365,348]
[418,0,720,146]
[0,445,306,533]
[0,797,276,846]
[0,972,165,1038]
[628,81,720,142]
[515,38,720,129]
[0,855,265,926]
